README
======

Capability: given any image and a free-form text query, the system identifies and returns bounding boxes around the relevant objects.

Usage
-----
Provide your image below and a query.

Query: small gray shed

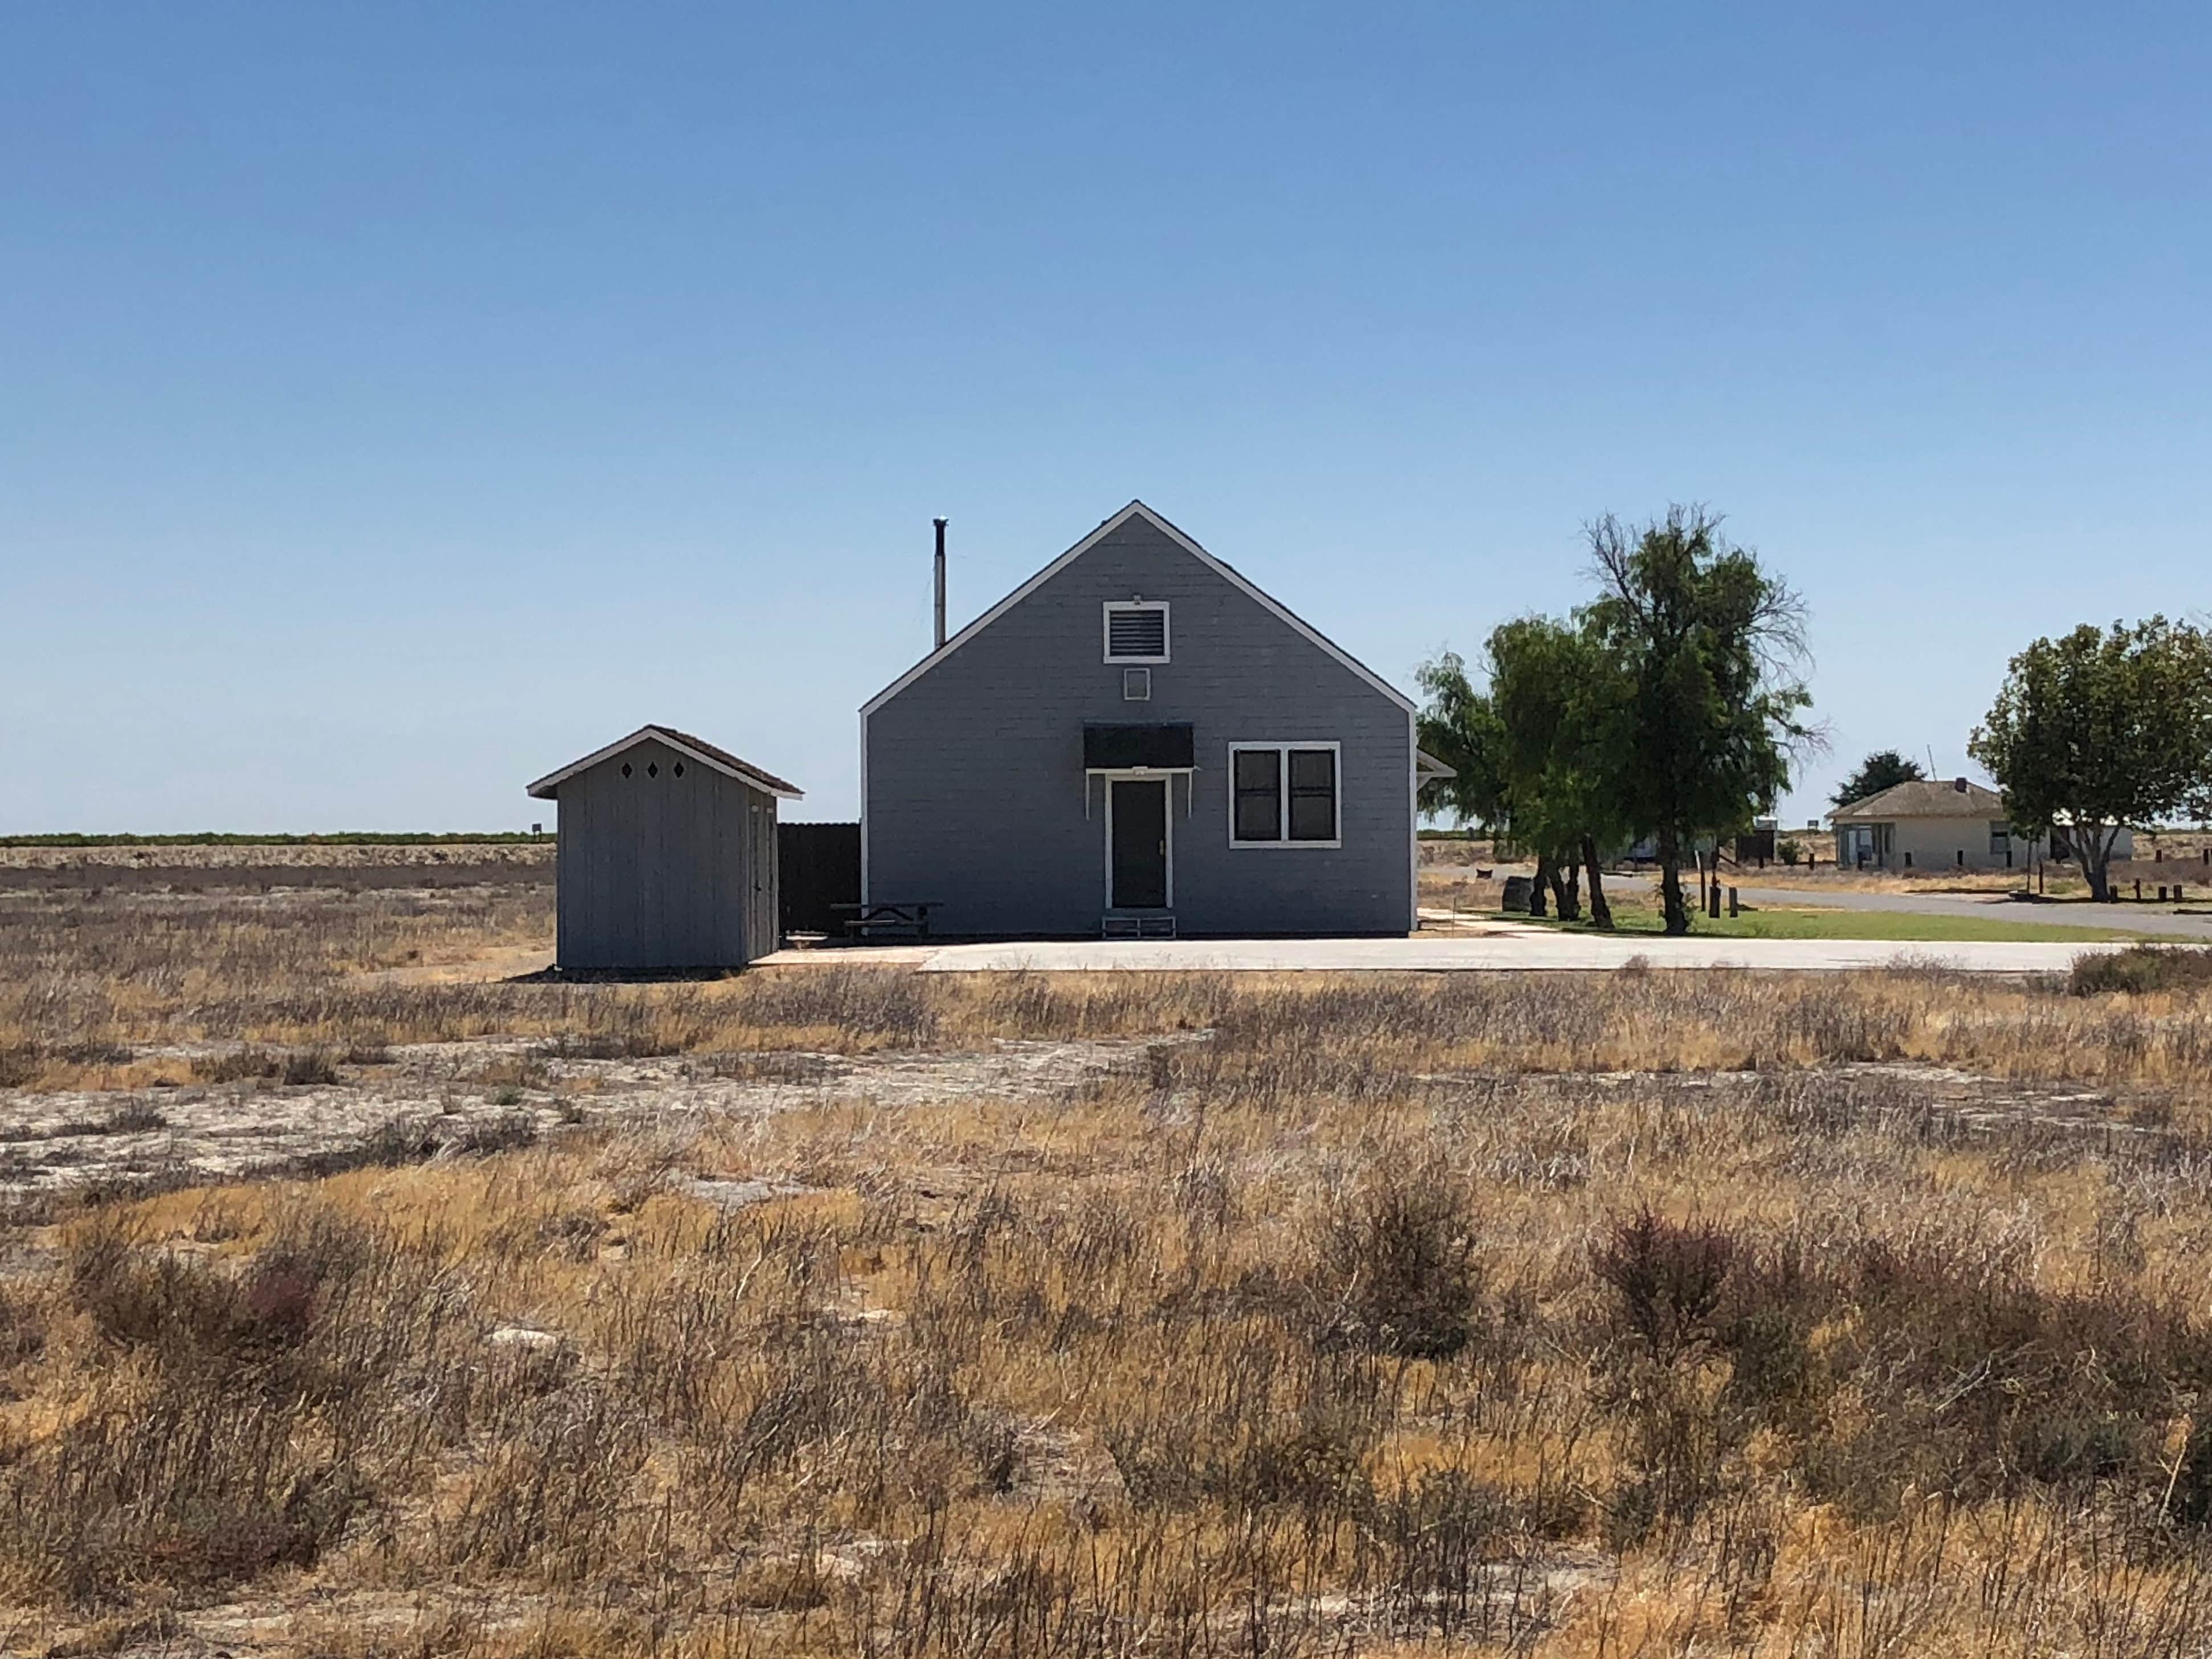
[527,725,802,970]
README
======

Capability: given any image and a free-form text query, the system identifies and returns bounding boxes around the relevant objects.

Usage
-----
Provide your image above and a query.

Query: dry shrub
[1594,1208,1737,1364]
[2072,944,2212,996]
[186,1045,342,1087]
[1586,1208,2212,1539]
[1313,1162,1482,1359]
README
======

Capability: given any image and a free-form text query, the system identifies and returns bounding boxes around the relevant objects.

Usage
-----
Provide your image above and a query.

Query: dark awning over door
[1083,723,1195,770]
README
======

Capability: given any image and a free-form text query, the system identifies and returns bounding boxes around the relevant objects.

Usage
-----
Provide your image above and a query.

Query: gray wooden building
[527,725,802,970]
[862,502,1443,939]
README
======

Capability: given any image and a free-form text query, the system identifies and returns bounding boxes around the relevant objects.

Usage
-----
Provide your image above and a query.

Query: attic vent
[647,762,658,778]
[1105,601,1168,663]
[1122,667,1152,702]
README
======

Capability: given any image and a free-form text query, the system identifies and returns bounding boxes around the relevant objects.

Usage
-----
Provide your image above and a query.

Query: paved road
[1732,885,2212,941]
[763,935,2150,974]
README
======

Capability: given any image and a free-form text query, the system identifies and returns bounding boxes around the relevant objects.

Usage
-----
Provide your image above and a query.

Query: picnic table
[831,901,939,941]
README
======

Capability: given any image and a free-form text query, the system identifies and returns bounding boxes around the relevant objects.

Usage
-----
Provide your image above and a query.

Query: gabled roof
[527,725,804,801]
[1416,749,1458,781]
[1830,778,2004,821]
[860,501,1417,718]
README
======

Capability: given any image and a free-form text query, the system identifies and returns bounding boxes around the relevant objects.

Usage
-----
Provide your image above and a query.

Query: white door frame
[1101,771,1175,911]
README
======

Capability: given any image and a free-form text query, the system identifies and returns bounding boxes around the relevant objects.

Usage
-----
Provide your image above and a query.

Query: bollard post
[1729,886,1740,918]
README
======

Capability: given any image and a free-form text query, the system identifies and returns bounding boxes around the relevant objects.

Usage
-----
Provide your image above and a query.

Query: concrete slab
[762,935,2168,973]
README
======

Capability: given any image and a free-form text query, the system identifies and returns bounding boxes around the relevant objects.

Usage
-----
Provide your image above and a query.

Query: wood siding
[553,736,777,969]
[864,512,1414,937]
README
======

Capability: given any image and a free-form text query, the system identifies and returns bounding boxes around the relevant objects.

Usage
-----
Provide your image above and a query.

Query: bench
[832,901,939,941]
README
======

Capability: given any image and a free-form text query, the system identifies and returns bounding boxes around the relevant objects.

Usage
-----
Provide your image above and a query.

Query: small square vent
[1122,667,1152,702]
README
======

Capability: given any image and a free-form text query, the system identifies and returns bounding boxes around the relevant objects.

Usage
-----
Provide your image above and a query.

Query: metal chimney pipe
[932,517,948,650]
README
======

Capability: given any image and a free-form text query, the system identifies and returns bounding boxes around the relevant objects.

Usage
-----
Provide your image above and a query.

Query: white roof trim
[1415,748,1457,781]
[527,725,804,801]
[859,501,1417,718]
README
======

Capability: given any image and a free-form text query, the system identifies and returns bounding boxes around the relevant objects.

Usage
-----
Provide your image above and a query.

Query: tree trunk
[2081,822,2119,903]
[1553,855,1580,921]
[1529,853,1551,918]
[1582,835,1615,930]
[1658,831,1691,935]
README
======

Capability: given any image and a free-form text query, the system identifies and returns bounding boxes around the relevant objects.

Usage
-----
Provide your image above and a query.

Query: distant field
[0,831,552,847]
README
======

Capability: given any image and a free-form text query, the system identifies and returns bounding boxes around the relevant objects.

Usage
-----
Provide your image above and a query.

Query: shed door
[750,800,774,960]
[1109,778,1169,910]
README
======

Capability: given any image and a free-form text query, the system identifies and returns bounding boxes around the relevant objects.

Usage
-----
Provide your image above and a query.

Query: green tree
[1415,651,1509,830]
[1583,507,1812,935]
[1969,617,2212,903]
[1829,749,1925,811]
[1418,625,1629,929]
[1485,617,1627,928]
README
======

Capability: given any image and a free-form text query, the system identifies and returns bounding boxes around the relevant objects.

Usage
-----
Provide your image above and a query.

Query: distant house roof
[1831,778,2004,822]
[527,725,803,801]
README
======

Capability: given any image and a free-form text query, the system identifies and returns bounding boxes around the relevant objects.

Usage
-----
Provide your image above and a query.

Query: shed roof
[527,725,804,801]
[1830,778,2004,822]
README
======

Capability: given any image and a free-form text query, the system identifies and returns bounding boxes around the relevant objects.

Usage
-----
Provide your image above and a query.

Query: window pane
[1288,748,1336,841]
[1233,750,1281,841]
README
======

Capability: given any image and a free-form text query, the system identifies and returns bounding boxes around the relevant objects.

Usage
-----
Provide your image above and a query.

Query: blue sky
[5,2,2206,830]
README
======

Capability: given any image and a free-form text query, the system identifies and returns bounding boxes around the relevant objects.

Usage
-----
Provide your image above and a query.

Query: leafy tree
[1415,651,1508,830]
[1485,617,1627,927]
[1583,507,1812,935]
[1830,749,1925,811]
[1418,625,1628,928]
[1969,617,2212,903]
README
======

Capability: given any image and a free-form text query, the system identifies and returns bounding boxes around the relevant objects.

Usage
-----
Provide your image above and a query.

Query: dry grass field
[9,863,2212,1654]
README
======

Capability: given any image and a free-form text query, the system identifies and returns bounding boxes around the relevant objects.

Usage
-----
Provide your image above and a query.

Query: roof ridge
[527,726,803,800]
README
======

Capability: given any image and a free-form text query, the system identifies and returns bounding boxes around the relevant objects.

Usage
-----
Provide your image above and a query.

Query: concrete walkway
[1732,885,2212,941]
[762,935,2157,974]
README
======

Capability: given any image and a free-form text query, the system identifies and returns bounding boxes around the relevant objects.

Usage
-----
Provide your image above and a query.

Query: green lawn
[1509,900,2156,944]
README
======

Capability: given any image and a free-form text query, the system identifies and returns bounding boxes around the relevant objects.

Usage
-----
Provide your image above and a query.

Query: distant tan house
[1829,777,2132,871]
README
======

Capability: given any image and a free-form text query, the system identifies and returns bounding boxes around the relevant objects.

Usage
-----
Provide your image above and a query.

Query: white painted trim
[1102,600,1171,664]
[1102,772,1175,911]
[1407,710,1420,931]
[858,707,870,905]
[1227,741,1343,849]
[527,725,803,800]
[859,501,1416,717]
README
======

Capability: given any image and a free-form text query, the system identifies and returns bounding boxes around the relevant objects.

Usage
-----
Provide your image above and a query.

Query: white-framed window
[1103,601,1169,663]
[1228,743,1340,847]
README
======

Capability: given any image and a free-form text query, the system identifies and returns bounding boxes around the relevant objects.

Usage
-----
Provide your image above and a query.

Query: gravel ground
[0,1034,1198,1200]
[0,1036,2176,1206]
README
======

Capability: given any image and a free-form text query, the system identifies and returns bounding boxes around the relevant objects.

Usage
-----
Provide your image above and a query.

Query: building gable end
[860,503,1413,719]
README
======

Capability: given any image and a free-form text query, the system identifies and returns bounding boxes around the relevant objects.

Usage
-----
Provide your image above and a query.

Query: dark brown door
[1110,778,1168,910]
